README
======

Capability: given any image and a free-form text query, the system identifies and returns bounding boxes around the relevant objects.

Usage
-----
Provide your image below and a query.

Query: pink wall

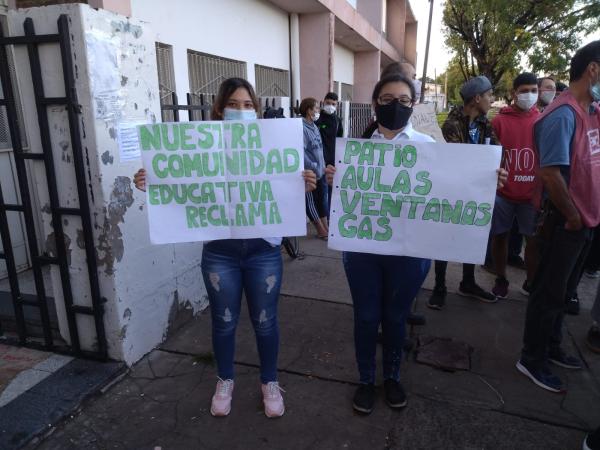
[299,12,334,100]
[354,50,380,103]
[89,0,131,17]
[404,21,417,66]
[10,0,131,16]
[386,0,406,58]
[357,0,382,32]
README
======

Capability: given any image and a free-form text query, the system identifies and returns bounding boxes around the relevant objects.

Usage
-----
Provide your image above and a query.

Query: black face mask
[375,100,413,131]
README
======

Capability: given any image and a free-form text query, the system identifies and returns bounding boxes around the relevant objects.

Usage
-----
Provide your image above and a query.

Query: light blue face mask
[223,108,257,120]
[591,80,600,102]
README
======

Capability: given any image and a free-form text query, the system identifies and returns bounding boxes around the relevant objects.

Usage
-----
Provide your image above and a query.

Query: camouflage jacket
[441,106,497,145]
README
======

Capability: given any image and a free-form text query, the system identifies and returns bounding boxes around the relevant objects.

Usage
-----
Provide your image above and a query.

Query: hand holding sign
[328,138,501,264]
[138,119,306,244]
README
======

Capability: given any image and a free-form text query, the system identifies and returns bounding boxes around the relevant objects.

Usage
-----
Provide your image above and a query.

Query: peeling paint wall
[8,4,207,365]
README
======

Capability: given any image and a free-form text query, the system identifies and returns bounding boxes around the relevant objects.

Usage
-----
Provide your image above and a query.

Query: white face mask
[313,112,320,121]
[516,92,538,111]
[323,104,336,115]
[223,108,257,121]
[539,90,555,106]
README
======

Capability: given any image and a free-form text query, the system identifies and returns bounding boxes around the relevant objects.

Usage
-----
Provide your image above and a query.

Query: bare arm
[539,166,581,230]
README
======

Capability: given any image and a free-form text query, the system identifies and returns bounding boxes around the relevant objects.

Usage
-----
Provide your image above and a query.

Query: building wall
[299,12,333,100]
[333,43,354,86]
[129,0,290,103]
[7,3,209,365]
[2,0,420,365]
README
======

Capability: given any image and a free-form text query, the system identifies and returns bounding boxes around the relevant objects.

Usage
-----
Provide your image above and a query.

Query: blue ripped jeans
[201,239,282,383]
[343,251,431,384]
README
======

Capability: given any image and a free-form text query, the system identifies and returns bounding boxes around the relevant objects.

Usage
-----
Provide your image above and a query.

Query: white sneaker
[210,378,234,417]
[261,381,285,418]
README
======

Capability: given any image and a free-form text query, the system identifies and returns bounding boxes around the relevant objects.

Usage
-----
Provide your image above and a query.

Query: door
[0,27,30,279]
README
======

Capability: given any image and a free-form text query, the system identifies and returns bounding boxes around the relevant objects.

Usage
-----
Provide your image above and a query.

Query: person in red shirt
[490,73,541,298]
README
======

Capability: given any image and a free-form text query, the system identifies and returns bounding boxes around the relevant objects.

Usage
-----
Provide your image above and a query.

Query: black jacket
[316,112,343,166]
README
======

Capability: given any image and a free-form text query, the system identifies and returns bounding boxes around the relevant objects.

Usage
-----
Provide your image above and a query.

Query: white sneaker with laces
[210,378,234,417]
[261,381,285,418]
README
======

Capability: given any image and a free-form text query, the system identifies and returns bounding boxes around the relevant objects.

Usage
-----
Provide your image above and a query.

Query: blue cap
[460,76,492,100]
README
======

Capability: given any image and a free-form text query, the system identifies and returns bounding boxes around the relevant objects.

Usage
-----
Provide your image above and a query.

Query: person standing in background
[316,92,343,215]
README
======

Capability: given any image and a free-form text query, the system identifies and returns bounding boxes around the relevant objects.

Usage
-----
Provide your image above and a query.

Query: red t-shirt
[491,105,540,203]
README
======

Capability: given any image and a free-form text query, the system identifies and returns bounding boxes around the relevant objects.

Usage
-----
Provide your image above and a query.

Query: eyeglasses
[377,95,413,107]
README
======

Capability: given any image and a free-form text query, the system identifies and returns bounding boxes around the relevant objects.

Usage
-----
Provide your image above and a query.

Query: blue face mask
[223,108,257,121]
[591,80,600,102]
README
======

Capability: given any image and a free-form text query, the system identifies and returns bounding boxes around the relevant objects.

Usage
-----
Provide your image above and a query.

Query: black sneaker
[427,286,447,310]
[407,312,426,326]
[516,360,564,393]
[352,384,375,414]
[584,426,600,450]
[458,281,497,303]
[519,280,532,296]
[492,277,509,299]
[383,379,407,409]
[565,294,580,315]
[587,326,600,354]
[548,348,583,370]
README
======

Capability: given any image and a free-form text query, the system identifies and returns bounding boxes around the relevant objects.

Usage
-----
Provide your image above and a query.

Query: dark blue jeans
[201,239,282,383]
[343,251,431,384]
[521,208,592,368]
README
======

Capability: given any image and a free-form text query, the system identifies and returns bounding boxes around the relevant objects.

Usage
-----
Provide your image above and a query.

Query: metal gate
[0,14,107,360]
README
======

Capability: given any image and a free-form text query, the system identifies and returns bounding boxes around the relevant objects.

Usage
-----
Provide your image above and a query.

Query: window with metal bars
[155,42,176,122]
[0,14,28,150]
[187,50,247,103]
[333,81,353,101]
[255,64,290,97]
[341,82,353,101]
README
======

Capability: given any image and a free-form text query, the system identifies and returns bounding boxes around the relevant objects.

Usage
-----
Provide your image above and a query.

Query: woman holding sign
[134,77,317,419]
[325,74,507,414]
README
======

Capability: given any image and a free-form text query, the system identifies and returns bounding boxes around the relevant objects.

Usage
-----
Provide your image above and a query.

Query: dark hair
[211,77,261,120]
[371,74,416,103]
[537,76,555,87]
[556,81,568,92]
[569,40,600,82]
[324,92,338,101]
[299,97,318,117]
[513,72,538,90]
[381,61,415,79]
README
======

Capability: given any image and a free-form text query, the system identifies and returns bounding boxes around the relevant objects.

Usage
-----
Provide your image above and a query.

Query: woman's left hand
[303,170,317,192]
[496,168,508,189]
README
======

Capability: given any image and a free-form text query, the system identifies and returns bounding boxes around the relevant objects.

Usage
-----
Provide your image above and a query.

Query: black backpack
[263,106,285,119]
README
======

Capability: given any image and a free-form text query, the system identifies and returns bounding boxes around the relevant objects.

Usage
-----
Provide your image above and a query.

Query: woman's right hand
[133,168,146,192]
[325,164,336,186]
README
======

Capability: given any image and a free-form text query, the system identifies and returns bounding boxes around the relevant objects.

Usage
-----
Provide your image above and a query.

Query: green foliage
[435,58,465,107]
[436,112,449,127]
[442,0,600,88]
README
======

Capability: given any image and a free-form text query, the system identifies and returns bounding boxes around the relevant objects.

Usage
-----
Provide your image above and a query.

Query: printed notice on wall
[328,138,501,264]
[139,119,306,244]
[118,121,146,161]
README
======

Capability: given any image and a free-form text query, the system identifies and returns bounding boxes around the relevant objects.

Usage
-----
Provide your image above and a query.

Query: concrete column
[404,21,417,66]
[290,13,301,107]
[353,50,380,103]
[299,12,334,100]
[9,3,207,365]
[386,0,406,57]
